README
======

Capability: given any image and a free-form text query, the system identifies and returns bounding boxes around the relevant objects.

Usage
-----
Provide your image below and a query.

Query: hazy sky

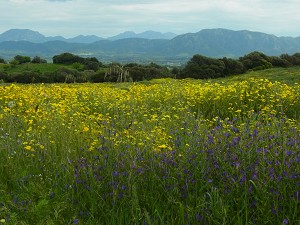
[1,0,300,38]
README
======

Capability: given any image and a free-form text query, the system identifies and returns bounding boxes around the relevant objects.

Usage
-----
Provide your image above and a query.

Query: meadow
[0,69,300,224]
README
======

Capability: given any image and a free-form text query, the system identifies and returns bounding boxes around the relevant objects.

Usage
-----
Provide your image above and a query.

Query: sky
[1,0,300,38]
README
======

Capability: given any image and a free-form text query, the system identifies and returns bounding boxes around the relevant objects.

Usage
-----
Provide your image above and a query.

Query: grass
[0,63,70,73]
[218,67,300,85]
[0,68,300,224]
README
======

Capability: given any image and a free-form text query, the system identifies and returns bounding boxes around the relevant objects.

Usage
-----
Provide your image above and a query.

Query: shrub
[181,54,226,79]
[31,56,47,64]
[0,57,6,64]
[14,55,31,64]
[239,51,272,70]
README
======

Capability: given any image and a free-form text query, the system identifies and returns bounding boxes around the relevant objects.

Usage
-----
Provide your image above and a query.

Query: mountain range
[0,28,300,64]
[0,29,177,43]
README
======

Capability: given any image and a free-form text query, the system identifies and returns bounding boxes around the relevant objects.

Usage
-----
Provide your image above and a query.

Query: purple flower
[283,218,289,224]
[73,218,79,224]
[196,213,204,222]
[113,171,119,176]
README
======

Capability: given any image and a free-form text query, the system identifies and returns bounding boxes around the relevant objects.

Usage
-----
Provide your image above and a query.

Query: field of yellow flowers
[0,78,299,224]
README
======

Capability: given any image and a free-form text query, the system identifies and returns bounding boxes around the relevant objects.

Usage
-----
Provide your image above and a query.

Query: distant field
[0,71,300,224]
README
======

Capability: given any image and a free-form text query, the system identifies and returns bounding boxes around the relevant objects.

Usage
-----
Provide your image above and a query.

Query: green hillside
[0,62,70,73]
[214,67,300,85]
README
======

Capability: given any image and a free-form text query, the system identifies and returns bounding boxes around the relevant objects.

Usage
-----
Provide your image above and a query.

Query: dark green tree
[31,56,47,64]
[0,57,6,64]
[84,61,100,71]
[269,56,290,67]
[181,54,226,79]
[53,53,84,65]
[14,55,31,64]
[221,57,246,75]
[0,71,8,82]
[90,71,106,83]
[239,51,272,70]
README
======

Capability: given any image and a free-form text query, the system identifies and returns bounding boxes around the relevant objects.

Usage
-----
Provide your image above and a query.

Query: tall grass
[0,78,299,224]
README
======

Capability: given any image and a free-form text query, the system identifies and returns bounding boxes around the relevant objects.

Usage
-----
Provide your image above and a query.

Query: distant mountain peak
[0,28,46,42]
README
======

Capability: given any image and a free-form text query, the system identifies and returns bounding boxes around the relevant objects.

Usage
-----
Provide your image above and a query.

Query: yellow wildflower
[83,127,89,132]
[24,146,34,151]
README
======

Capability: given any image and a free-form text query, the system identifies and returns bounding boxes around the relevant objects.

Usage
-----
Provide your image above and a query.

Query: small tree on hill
[0,57,6,64]
[14,55,31,64]
[31,56,47,64]
[239,51,272,70]
[181,54,226,79]
[53,53,84,65]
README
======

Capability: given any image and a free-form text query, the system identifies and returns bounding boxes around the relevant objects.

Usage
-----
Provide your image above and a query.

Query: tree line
[1,51,300,83]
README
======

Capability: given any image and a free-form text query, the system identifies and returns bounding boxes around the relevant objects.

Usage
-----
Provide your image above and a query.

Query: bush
[72,62,85,71]
[14,55,31,64]
[269,56,290,68]
[84,61,100,71]
[181,54,226,79]
[124,63,172,81]
[9,59,20,66]
[53,53,85,65]
[239,51,272,70]
[90,71,106,83]
[31,56,47,64]
[0,57,6,64]
[10,71,42,83]
[221,57,246,75]
[0,71,8,82]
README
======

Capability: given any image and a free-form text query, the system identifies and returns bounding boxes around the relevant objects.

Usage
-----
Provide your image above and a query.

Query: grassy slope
[218,67,300,85]
[0,63,72,73]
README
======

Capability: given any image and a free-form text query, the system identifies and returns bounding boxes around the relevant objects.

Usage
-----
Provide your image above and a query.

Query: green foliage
[269,56,290,67]
[90,70,106,82]
[217,67,300,85]
[181,54,226,79]
[280,53,300,66]
[9,59,19,66]
[72,62,85,71]
[53,53,102,71]
[239,51,272,70]
[31,56,47,64]
[84,60,100,71]
[0,57,6,64]
[0,71,8,81]
[124,62,172,81]
[9,71,43,83]
[2,51,300,83]
[221,57,246,75]
[53,52,84,65]
[14,55,31,64]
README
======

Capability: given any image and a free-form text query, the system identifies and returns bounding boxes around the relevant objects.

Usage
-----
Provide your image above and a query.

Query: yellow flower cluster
[0,78,299,156]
